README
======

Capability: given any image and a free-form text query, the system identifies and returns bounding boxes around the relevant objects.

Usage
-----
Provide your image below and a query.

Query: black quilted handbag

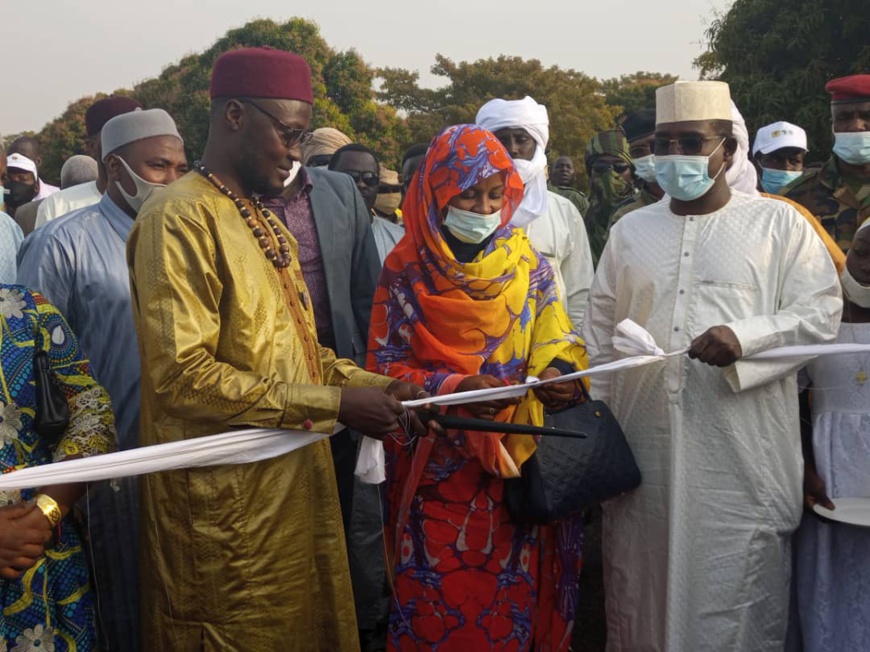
[504,385,641,524]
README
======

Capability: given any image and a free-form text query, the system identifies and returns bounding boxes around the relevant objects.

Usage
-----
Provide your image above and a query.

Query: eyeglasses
[243,100,313,149]
[654,136,723,156]
[342,170,380,187]
[591,161,631,175]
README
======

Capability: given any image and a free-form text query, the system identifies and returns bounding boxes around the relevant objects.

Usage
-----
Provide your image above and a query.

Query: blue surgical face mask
[833,131,870,165]
[655,139,726,201]
[443,206,503,244]
[760,167,804,195]
[632,154,657,183]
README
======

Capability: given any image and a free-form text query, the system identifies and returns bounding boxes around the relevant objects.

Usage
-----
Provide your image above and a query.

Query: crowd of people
[0,45,868,652]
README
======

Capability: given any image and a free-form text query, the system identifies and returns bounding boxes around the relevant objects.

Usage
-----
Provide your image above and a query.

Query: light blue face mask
[632,154,657,183]
[760,167,804,195]
[833,131,870,165]
[655,139,726,201]
[443,205,503,244]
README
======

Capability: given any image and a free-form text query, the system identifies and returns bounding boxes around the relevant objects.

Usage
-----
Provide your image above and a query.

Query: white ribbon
[2,319,867,490]
[0,427,336,490]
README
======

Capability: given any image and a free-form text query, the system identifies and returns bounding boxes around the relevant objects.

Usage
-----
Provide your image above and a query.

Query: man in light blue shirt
[0,211,23,283]
[17,108,187,652]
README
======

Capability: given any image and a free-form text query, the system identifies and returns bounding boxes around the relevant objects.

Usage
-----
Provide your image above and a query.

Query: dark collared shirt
[262,169,336,350]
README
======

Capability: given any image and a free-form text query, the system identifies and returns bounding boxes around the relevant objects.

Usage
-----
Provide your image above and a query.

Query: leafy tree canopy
[696,0,870,160]
[602,72,680,117]
[24,18,409,182]
[379,54,622,189]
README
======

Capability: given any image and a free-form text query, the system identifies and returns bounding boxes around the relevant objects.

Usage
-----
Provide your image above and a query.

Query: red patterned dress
[368,125,586,651]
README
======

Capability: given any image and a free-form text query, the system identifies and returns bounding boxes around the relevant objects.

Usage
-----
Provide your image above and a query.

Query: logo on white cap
[6,153,38,176]
[753,121,808,156]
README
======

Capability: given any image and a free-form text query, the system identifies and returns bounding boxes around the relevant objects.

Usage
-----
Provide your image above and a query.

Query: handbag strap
[577,376,592,403]
[390,432,436,566]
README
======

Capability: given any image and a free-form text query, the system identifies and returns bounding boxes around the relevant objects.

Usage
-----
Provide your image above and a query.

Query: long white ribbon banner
[0,319,863,490]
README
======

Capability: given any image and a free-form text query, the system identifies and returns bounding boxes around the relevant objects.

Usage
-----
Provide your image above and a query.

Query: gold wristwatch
[34,493,62,528]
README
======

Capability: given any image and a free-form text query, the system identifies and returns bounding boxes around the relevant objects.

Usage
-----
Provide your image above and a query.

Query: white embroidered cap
[656,81,733,125]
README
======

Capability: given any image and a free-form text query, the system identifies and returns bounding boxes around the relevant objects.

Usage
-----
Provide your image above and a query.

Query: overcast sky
[1,0,730,135]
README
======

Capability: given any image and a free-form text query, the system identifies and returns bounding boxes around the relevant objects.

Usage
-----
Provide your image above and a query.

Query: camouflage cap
[584,130,633,172]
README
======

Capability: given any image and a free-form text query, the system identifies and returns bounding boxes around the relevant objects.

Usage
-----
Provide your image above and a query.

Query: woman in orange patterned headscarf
[368,124,588,652]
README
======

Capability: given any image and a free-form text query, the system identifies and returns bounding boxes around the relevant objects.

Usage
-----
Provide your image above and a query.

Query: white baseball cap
[6,152,38,176]
[752,121,808,156]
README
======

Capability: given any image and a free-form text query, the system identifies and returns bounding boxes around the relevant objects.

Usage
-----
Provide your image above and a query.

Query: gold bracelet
[35,493,62,528]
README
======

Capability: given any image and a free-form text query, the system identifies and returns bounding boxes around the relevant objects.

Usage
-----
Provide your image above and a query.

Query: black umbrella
[417,410,587,439]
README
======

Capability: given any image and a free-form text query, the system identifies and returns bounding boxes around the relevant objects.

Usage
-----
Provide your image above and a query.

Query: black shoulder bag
[33,350,71,447]
[504,384,641,524]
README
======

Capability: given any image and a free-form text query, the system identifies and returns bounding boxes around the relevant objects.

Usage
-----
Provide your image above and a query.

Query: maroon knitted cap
[209,47,313,104]
[85,96,143,137]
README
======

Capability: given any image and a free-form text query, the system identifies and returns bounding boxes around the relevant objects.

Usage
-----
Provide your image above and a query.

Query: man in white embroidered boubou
[583,80,843,652]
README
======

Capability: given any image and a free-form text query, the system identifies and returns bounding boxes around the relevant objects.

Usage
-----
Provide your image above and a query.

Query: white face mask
[841,265,870,308]
[833,131,870,165]
[443,205,503,244]
[113,156,166,213]
[632,154,657,183]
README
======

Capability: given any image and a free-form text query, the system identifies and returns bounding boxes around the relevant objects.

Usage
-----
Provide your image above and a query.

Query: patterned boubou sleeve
[31,292,118,462]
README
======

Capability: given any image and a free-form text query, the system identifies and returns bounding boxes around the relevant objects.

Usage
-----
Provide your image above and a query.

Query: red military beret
[826,74,870,104]
[85,96,143,137]
[209,47,313,104]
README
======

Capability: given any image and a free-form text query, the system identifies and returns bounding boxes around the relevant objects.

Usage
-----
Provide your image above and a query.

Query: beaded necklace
[194,161,292,269]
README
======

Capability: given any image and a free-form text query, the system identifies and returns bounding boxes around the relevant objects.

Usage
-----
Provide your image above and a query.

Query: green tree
[379,54,620,190]
[31,94,132,185]
[696,0,870,160]
[602,72,680,117]
[30,18,410,181]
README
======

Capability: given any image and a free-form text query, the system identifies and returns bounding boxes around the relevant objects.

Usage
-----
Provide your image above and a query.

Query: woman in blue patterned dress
[0,285,117,652]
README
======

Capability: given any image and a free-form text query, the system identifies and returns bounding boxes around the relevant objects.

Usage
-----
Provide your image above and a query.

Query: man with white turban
[583,80,842,651]
[477,96,594,327]
[17,108,188,652]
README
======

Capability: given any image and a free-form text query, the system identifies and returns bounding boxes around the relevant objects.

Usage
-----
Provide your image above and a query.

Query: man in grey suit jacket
[262,163,380,528]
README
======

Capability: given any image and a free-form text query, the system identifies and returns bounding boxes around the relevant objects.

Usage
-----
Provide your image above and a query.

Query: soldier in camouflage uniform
[611,108,664,226]
[785,74,870,252]
[584,130,636,263]
[548,155,590,217]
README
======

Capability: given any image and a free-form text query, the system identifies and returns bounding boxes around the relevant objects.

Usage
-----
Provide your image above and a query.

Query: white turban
[476,96,550,227]
[725,101,760,197]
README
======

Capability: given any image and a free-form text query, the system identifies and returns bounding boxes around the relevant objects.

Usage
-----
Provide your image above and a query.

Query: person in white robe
[582,80,843,652]
[789,218,870,652]
[477,96,594,328]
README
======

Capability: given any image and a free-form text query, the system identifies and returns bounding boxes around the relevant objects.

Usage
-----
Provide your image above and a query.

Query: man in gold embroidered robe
[127,47,425,651]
